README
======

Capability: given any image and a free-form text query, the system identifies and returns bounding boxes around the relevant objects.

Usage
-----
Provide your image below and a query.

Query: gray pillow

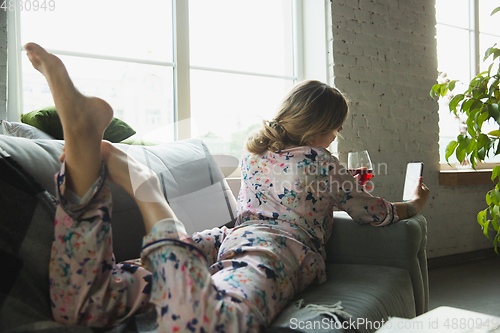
[1,120,54,139]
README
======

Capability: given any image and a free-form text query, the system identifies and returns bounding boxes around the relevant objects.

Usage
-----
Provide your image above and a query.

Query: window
[436,0,500,164]
[7,0,331,161]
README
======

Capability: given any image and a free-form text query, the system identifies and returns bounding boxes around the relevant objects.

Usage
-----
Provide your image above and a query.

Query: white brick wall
[331,0,492,258]
[0,10,6,120]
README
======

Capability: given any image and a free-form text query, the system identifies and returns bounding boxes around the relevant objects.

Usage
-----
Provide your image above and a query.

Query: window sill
[439,169,494,186]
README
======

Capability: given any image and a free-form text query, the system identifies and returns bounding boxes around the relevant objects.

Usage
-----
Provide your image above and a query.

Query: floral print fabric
[50,163,153,326]
[237,146,399,283]
[51,163,299,332]
[50,145,398,332]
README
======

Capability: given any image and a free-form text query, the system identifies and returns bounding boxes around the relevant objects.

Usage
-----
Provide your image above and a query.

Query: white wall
[332,0,493,258]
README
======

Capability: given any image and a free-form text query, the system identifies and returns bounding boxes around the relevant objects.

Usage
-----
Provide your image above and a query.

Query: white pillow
[1,121,54,139]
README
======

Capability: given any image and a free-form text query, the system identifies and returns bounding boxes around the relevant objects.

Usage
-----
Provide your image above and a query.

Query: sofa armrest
[325,211,428,316]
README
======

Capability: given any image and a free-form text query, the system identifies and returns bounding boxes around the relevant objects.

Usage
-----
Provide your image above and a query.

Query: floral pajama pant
[50,164,319,332]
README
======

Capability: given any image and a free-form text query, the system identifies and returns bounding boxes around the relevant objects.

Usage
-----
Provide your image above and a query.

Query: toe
[24,42,44,54]
[24,43,47,69]
[24,42,59,68]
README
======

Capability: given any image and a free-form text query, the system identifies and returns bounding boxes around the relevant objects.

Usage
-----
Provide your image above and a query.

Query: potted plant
[431,5,500,253]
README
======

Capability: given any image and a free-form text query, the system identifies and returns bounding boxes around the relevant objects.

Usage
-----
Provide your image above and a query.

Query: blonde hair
[246,80,349,155]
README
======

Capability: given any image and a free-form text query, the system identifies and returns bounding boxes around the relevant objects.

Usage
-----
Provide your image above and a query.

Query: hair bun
[269,119,283,130]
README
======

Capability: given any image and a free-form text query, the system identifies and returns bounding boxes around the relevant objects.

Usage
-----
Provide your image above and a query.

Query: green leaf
[492,6,500,15]
[449,80,457,91]
[492,216,499,231]
[484,219,491,238]
[490,79,500,96]
[491,190,500,205]
[493,165,500,182]
[489,130,500,137]
[475,111,490,131]
[449,94,464,113]
[445,140,458,163]
[487,139,496,158]
[496,140,500,155]
[456,146,466,162]
[476,134,490,161]
[495,50,500,62]
[484,47,494,61]
[461,99,475,114]
[478,146,486,160]
[430,84,440,98]
[472,89,486,100]
[470,151,477,168]
[487,103,500,123]
[458,136,471,155]
[494,203,500,217]
[487,192,493,206]
[470,100,484,112]
[494,233,500,255]
[478,209,487,226]
[467,114,477,137]
[494,190,500,206]
[477,133,490,147]
[439,84,449,96]
[466,139,476,154]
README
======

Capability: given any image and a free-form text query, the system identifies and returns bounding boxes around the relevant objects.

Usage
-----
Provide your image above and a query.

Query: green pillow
[21,106,136,143]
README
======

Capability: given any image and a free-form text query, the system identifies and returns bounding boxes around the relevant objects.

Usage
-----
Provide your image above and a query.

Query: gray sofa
[0,135,428,333]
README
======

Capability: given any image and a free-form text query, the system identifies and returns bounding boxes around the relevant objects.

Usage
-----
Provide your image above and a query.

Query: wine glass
[348,150,373,186]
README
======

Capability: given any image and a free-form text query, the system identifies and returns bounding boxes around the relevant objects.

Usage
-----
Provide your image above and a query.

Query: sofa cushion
[110,140,238,260]
[21,106,136,142]
[1,120,54,139]
[0,147,56,332]
[269,264,415,333]
[0,136,237,262]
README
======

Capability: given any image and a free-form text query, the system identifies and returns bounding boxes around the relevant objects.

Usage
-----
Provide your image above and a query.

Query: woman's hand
[413,177,430,210]
[395,177,430,219]
[352,167,374,191]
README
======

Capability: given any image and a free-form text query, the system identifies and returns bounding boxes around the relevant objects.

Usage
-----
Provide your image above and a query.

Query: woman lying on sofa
[24,42,429,332]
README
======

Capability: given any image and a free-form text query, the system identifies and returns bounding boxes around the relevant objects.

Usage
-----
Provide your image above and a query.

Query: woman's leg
[102,144,258,331]
[26,43,264,331]
[99,141,179,234]
[141,225,263,333]
[191,226,230,266]
[24,43,111,198]
[25,43,156,326]
[140,224,309,332]
[102,147,260,331]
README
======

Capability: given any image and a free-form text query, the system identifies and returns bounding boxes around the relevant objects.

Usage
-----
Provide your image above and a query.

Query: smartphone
[403,162,424,202]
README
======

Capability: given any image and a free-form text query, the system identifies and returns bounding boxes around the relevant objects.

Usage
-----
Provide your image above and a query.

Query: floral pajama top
[236,146,399,285]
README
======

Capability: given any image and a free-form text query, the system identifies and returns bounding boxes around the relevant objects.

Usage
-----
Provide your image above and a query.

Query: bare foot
[24,42,113,140]
[25,42,113,196]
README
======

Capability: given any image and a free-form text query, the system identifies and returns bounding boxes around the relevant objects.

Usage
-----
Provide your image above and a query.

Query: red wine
[349,168,373,185]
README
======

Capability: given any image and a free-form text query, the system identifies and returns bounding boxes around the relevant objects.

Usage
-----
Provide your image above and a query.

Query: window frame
[436,0,500,171]
[7,0,332,172]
